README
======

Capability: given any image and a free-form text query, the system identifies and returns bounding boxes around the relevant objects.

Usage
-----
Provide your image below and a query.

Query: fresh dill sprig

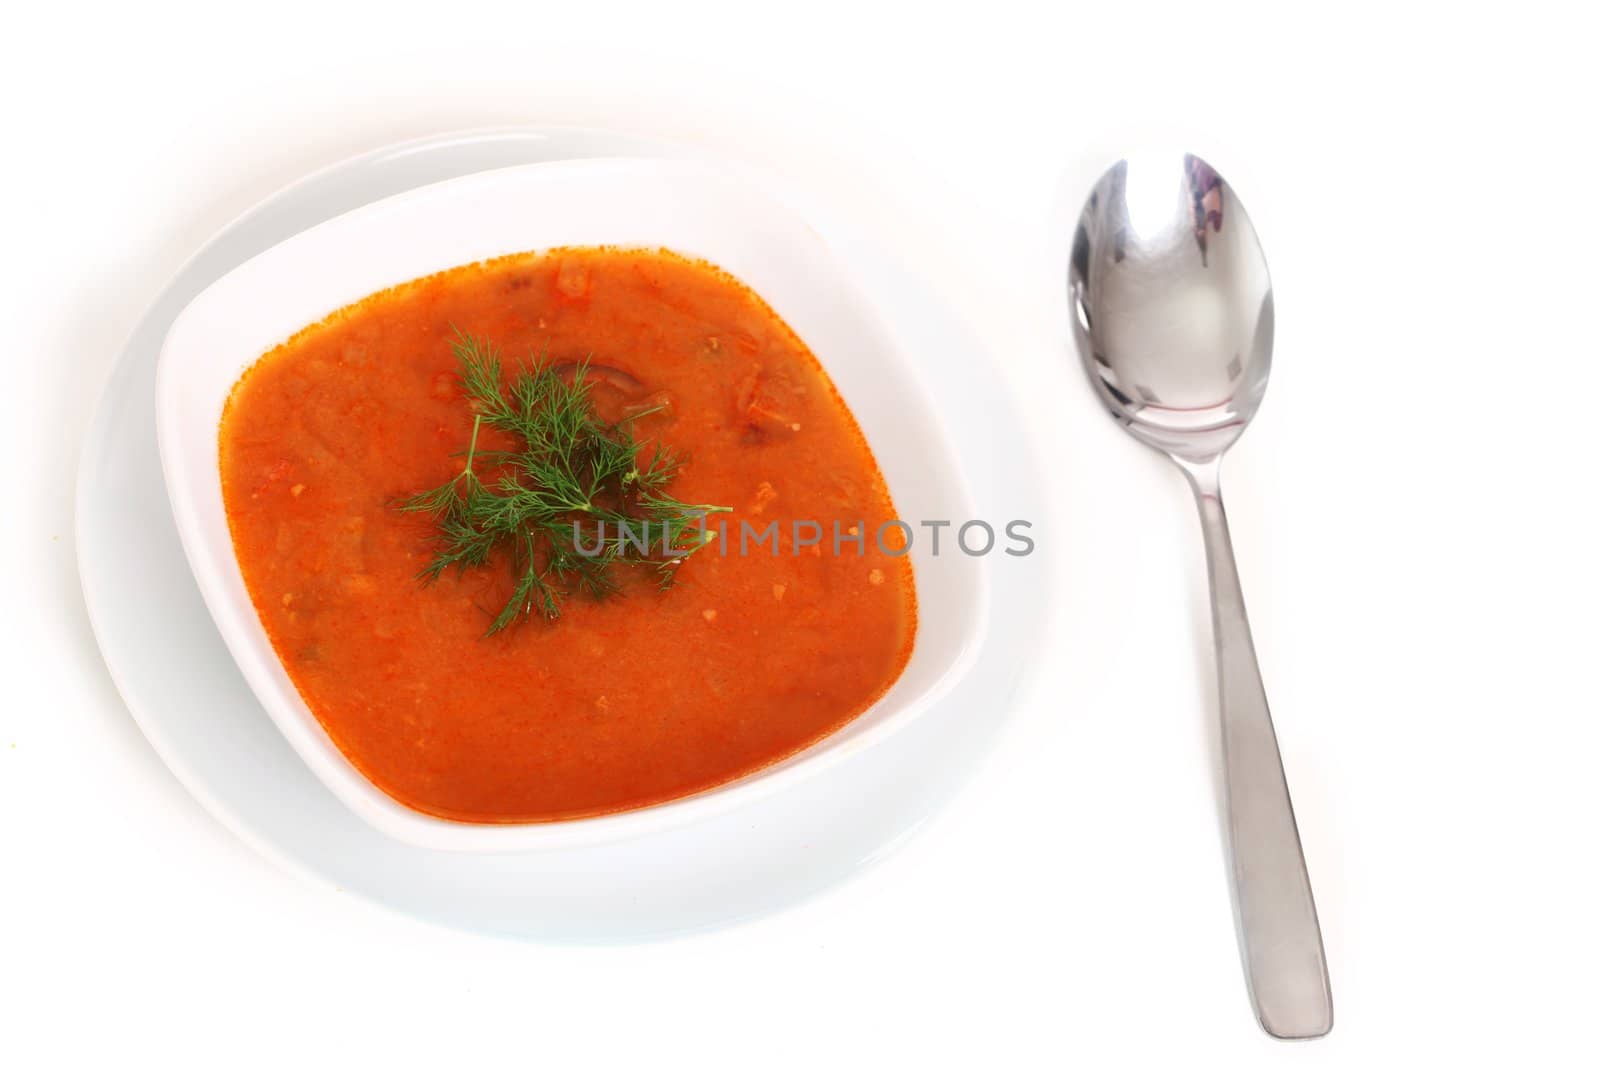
[396,330,729,634]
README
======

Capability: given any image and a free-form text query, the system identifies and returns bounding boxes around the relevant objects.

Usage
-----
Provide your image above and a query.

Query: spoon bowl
[1070,155,1274,461]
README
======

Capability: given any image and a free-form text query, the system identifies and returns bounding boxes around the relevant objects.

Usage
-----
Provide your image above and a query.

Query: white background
[3,2,1596,1062]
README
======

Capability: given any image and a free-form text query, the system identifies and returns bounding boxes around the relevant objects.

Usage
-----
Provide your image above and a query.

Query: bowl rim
[155,155,991,852]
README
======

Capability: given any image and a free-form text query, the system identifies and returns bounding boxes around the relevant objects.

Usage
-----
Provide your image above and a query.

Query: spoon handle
[1180,459,1333,1039]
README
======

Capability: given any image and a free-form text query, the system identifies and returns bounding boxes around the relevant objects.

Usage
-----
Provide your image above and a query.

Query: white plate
[158,156,986,852]
[77,126,1049,939]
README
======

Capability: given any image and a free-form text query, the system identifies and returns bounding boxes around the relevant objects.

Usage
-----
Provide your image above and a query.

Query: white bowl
[156,157,989,852]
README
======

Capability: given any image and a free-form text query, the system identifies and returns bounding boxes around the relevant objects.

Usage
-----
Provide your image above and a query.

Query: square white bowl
[157,157,989,852]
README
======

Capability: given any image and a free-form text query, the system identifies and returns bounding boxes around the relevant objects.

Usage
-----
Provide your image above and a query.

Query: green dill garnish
[396,331,729,634]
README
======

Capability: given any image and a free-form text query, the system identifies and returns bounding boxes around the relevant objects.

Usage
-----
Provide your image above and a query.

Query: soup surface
[220,247,916,822]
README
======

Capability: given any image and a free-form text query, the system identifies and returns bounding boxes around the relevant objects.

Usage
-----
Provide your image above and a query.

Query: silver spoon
[1067,154,1332,1039]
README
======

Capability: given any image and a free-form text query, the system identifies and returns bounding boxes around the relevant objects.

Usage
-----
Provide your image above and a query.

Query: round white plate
[76,126,1049,940]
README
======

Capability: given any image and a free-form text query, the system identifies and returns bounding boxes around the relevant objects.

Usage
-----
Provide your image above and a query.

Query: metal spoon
[1067,154,1333,1039]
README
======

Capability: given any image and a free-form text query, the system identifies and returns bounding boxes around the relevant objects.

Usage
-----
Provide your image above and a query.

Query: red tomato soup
[219,247,916,822]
